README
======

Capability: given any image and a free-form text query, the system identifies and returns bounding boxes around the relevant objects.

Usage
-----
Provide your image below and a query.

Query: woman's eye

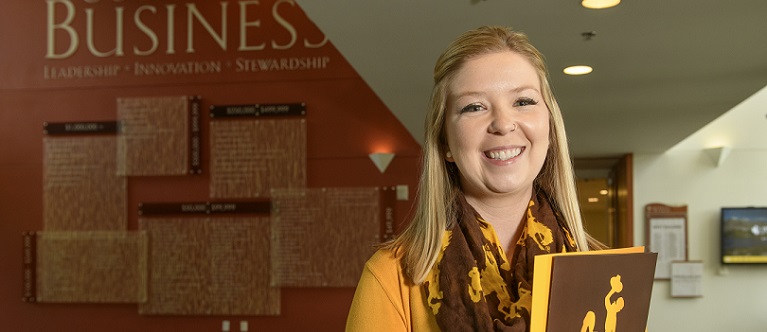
[460,104,484,113]
[515,97,538,107]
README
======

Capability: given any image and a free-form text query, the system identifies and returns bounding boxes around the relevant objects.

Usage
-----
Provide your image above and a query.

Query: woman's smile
[484,146,524,162]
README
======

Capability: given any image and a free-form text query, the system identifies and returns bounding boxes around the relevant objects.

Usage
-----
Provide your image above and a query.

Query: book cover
[531,247,657,332]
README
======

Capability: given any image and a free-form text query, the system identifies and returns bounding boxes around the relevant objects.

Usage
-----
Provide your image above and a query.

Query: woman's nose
[487,109,517,134]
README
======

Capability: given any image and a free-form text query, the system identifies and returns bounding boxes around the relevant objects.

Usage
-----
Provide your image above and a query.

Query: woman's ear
[445,150,454,162]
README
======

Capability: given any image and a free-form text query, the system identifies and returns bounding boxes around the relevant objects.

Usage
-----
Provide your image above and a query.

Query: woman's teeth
[486,148,522,161]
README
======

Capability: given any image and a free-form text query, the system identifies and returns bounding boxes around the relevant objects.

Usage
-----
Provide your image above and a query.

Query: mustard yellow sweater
[346,249,439,331]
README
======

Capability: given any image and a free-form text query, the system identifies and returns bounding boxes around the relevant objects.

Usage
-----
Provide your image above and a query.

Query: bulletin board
[645,203,689,280]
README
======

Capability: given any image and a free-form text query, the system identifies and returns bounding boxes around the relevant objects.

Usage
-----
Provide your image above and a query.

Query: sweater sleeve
[345,250,410,332]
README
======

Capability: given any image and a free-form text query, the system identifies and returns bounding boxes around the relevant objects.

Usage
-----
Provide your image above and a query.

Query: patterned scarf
[424,191,578,331]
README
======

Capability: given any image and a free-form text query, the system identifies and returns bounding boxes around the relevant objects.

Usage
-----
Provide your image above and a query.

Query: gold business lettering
[45,0,329,59]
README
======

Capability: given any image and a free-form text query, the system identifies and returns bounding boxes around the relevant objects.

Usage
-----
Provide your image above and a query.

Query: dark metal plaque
[138,201,271,216]
[189,96,202,174]
[209,103,306,118]
[22,232,37,303]
[379,186,397,242]
[43,121,118,136]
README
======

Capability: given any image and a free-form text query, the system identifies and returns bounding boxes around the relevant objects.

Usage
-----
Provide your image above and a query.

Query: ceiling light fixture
[582,0,620,9]
[563,65,593,75]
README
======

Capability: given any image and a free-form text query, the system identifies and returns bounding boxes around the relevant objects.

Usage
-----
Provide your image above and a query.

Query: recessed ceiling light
[563,65,593,75]
[582,0,620,9]
[599,189,608,195]
[588,197,599,203]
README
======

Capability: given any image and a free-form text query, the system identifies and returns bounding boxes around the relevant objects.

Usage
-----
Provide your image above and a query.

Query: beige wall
[634,149,767,331]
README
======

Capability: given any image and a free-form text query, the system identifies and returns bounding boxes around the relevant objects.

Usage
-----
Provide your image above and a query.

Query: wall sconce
[703,146,731,167]
[369,152,395,173]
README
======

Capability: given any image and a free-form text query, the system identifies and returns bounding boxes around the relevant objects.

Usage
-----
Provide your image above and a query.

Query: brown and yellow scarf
[424,191,577,331]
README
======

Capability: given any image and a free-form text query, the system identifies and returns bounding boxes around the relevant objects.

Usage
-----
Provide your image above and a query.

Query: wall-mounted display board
[270,187,389,287]
[138,204,278,316]
[31,231,147,303]
[209,104,306,198]
[43,129,126,231]
[117,96,201,176]
[670,260,704,298]
[645,203,689,280]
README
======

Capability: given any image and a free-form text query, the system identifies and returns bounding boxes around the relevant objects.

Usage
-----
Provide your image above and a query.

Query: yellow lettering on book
[580,275,625,332]
[604,275,625,332]
[581,311,595,332]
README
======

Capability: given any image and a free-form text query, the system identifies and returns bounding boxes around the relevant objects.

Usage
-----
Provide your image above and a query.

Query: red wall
[0,1,421,331]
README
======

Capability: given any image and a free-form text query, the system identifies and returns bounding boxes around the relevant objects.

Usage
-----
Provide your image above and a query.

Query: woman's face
[444,51,550,201]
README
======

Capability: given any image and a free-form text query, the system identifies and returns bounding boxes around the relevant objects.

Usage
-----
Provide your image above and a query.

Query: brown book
[531,247,657,332]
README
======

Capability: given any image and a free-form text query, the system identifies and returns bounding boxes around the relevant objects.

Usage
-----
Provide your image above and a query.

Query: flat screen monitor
[721,207,767,264]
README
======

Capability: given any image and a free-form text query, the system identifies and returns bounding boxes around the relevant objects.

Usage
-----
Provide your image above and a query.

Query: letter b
[46,0,79,59]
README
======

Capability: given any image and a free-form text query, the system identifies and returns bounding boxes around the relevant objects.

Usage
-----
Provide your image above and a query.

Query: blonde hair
[386,26,592,284]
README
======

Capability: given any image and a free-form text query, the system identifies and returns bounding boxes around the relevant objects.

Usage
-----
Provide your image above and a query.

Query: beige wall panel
[117,96,189,176]
[43,136,126,231]
[271,187,380,287]
[139,217,278,315]
[210,119,306,198]
[35,231,147,303]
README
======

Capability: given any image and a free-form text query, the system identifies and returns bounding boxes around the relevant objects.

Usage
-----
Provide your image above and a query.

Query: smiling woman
[444,51,551,243]
[346,26,604,332]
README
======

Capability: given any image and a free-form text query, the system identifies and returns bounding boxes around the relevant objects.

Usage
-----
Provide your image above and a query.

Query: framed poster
[670,260,704,298]
[645,203,688,280]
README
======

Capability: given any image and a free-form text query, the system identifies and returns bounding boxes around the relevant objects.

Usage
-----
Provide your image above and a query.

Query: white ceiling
[297,0,767,158]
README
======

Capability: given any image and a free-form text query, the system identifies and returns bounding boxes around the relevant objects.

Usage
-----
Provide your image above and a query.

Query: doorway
[574,154,634,248]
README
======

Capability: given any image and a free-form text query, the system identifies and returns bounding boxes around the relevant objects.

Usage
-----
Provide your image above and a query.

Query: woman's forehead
[447,51,542,99]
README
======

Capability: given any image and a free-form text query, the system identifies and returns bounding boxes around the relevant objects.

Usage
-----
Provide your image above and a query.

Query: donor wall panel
[139,217,278,315]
